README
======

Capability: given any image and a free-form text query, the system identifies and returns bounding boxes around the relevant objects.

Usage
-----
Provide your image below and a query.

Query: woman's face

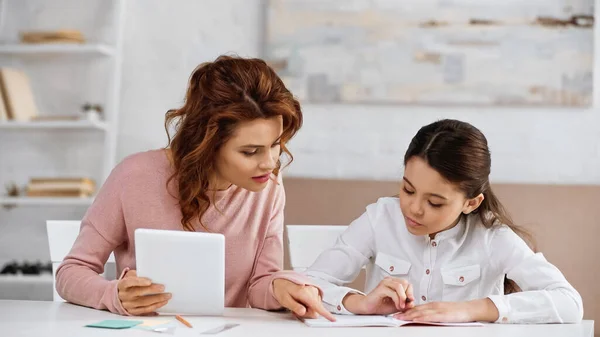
[213,116,283,192]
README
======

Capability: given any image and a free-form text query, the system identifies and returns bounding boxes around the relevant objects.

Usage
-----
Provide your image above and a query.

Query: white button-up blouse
[306,197,583,324]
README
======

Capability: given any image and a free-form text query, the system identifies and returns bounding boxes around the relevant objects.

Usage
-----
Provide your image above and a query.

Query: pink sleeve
[247,179,317,310]
[55,162,130,315]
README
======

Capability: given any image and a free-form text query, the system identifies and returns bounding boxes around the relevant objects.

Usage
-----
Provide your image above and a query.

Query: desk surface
[0,300,594,337]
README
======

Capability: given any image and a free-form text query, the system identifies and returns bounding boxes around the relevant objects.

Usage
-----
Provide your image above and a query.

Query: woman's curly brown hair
[165,55,303,231]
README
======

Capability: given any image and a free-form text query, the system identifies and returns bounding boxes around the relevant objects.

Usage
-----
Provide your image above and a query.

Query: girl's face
[399,156,483,238]
[213,116,283,192]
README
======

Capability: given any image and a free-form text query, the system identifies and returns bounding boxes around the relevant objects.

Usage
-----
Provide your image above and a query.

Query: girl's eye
[428,202,443,208]
[403,187,415,195]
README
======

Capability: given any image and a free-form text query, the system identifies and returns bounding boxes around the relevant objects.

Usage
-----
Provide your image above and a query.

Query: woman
[56,55,332,320]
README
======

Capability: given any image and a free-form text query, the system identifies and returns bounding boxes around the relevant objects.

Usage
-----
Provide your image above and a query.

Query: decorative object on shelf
[4,181,19,197]
[0,67,39,121]
[26,177,96,198]
[0,260,52,275]
[81,102,104,121]
[19,29,85,44]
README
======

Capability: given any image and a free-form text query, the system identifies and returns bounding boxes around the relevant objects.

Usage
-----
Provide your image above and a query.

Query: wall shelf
[0,120,108,131]
[0,43,114,56]
[0,197,94,207]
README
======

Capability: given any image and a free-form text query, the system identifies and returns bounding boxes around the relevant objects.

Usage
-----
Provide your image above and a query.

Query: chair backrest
[286,225,347,272]
[46,220,115,301]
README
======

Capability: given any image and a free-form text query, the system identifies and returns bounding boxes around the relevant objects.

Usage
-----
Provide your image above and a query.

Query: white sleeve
[486,226,583,324]
[305,210,376,315]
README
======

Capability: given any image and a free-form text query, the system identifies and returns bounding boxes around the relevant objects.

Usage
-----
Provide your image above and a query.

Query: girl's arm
[305,205,377,314]
[487,226,584,324]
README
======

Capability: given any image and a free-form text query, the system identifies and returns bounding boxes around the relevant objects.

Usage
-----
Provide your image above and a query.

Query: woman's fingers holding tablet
[126,299,170,316]
[129,283,167,298]
[117,269,171,315]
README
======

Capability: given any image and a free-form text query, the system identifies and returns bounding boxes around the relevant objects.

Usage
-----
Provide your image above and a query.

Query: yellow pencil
[175,315,193,328]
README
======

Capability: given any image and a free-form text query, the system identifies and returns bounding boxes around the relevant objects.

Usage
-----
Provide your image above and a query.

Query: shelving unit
[0,0,125,206]
[0,0,126,298]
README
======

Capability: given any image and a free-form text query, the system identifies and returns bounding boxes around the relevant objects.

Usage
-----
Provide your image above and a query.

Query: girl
[56,55,332,320]
[306,119,583,324]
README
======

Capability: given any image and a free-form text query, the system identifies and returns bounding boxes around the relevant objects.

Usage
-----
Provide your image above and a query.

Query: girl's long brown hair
[165,55,303,232]
[404,119,535,294]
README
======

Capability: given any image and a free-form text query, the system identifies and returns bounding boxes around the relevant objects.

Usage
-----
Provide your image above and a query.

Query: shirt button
[421,295,426,301]
[389,266,394,272]
[337,305,341,311]
[459,276,465,282]
[425,269,430,275]
[431,241,437,247]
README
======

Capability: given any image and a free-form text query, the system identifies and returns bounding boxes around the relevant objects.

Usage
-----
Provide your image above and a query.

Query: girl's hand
[272,279,336,322]
[343,277,414,315]
[393,298,499,323]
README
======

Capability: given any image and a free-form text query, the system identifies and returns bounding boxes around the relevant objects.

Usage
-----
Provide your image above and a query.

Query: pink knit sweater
[56,149,307,315]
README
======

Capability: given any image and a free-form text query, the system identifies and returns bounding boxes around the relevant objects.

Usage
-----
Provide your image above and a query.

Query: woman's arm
[246,178,312,309]
[55,162,129,315]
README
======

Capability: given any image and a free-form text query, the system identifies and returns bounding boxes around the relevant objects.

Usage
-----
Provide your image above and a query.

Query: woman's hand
[342,277,414,315]
[117,270,171,316]
[393,298,499,323]
[272,278,336,322]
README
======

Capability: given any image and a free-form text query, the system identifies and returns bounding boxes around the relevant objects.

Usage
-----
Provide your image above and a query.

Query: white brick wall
[117,0,600,185]
[285,105,600,184]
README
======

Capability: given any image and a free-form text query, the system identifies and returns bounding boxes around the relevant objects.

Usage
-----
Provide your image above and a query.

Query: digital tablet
[135,228,225,315]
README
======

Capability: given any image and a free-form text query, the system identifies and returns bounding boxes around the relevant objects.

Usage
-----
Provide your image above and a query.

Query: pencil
[175,315,193,328]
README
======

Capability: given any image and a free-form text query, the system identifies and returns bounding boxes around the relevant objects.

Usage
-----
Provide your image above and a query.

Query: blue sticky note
[85,319,143,329]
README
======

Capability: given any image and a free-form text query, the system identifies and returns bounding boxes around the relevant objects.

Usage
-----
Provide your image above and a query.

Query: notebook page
[303,315,398,327]
[392,318,484,327]
[303,315,485,328]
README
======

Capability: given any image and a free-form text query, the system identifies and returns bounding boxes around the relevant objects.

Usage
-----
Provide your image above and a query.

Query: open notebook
[303,314,484,328]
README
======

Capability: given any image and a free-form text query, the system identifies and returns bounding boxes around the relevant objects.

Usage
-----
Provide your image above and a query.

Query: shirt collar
[428,215,466,242]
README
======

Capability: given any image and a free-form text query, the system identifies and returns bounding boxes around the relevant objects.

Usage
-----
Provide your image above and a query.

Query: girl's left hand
[393,298,499,323]
[393,301,474,323]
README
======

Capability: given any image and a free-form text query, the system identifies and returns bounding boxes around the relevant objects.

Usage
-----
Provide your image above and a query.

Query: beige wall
[283,178,599,335]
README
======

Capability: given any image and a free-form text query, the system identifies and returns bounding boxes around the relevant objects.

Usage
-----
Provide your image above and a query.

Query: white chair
[286,225,347,272]
[46,220,115,301]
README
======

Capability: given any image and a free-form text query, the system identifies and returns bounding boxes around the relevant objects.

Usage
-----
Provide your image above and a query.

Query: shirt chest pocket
[440,264,481,302]
[374,252,411,277]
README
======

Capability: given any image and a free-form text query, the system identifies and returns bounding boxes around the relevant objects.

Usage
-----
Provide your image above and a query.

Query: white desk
[0,300,594,337]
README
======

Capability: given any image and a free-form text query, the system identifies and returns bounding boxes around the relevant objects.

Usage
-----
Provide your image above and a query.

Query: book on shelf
[0,84,8,121]
[0,68,39,121]
[19,29,85,44]
[26,177,96,198]
[26,190,93,198]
